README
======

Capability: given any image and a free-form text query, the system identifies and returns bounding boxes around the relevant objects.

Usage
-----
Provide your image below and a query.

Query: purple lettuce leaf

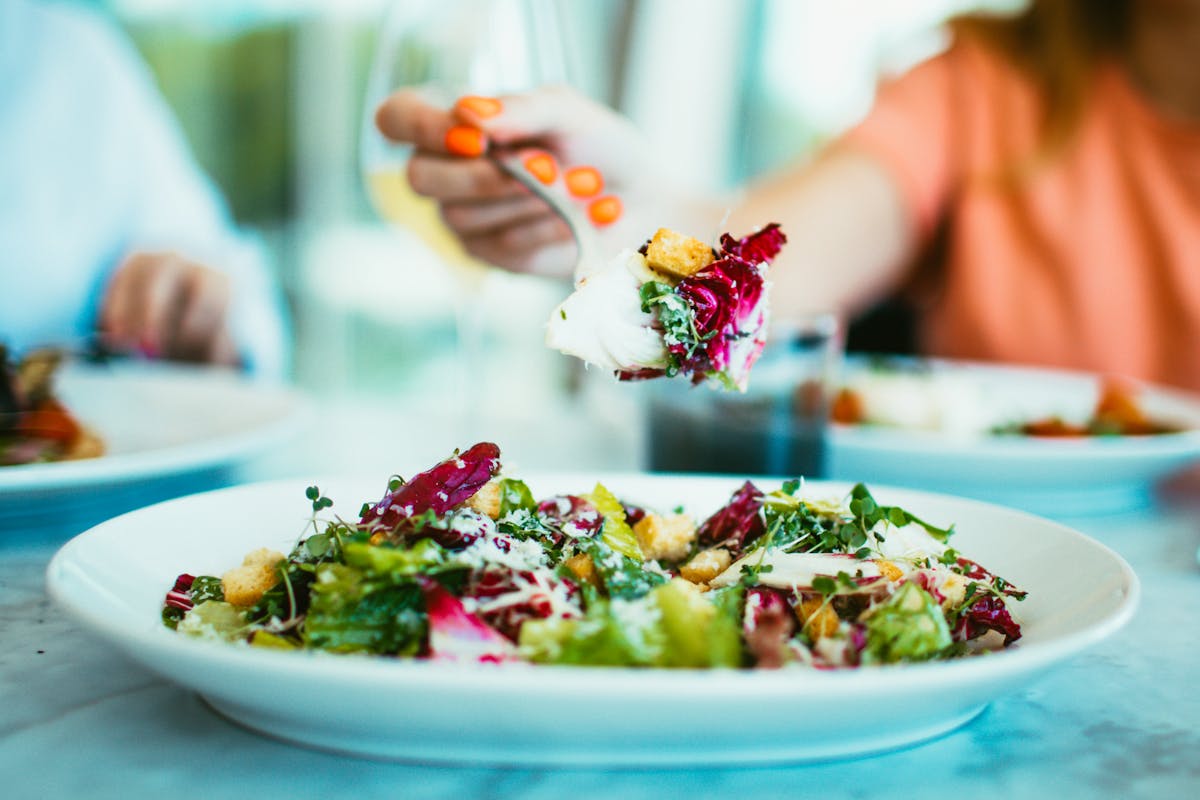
[360,442,501,543]
[696,481,766,556]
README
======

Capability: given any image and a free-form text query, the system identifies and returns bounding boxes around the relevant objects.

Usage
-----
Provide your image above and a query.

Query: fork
[491,150,608,281]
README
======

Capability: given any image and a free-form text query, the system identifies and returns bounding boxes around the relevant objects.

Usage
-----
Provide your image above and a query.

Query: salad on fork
[545,224,787,391]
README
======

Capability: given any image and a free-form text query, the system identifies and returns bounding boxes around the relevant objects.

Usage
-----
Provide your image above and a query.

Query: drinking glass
[644,314,843,478]
[360,0,571,430]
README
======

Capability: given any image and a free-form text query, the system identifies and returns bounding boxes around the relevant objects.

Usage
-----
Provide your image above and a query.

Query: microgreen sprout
[305,485,334,513]
[811,571,860,598]
[938,547,961,566]
[847,484,954,542]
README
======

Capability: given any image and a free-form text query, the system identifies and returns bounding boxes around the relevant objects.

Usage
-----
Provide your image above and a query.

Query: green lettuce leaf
[586,483,644,561]
[303,563,426,655]
[498,478,537,516]
[178,600,246,641]
[518,578,743,668]
[863,582,953,664]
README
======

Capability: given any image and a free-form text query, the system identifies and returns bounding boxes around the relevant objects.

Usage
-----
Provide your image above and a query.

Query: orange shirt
[843,38,1200,392]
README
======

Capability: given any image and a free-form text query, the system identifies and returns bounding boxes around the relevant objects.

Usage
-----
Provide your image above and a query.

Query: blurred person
[374,0,1200,393]
[0,0,288,378]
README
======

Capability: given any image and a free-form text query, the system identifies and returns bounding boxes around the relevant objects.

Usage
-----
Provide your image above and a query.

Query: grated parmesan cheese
[456,532,547,572]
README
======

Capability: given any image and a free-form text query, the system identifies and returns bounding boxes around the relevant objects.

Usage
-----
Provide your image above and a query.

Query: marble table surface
[2,396,1199,799]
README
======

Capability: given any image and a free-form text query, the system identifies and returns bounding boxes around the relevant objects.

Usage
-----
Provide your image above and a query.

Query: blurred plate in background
[0,362,310,541]
[828,358,1200,516]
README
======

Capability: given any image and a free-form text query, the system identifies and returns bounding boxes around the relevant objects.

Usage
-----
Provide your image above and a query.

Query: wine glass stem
[452,270,488,442]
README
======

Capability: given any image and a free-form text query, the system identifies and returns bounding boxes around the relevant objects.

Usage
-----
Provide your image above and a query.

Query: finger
[440,194,552,237]
[463,237,575,278]
[100,255,167,355]
[522,241,579,278]
[587,195,624,226]
[564,166,603,198]
[99,255,149,343]
[406,152,525,201]
[135,256,189,356]
[521,151,559,185]
[376,89,488,156]
[453,95,504,120]
[460,213,573,273]
[172,269,232,362]
[458,85,589,146]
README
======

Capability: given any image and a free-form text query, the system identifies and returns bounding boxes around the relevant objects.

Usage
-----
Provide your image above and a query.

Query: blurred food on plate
[1,346,104,466]
[830,360,1185,438]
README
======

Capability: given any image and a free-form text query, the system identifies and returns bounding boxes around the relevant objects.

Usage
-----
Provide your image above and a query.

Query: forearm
[725,149,918,322]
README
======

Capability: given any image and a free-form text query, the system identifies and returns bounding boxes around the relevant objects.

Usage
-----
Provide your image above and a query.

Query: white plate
[1,362,310,538]
[828,359,1200,515]
[47,472,1137,766]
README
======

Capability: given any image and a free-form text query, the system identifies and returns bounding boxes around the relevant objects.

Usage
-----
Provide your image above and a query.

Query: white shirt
[0,0,288,378]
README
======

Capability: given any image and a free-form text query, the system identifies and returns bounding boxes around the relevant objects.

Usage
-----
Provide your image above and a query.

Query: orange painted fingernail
[444,125,487,157]
[523,151,558,185]
[455,95,503,118]
[565,166,603,198]
[588,195,622,226]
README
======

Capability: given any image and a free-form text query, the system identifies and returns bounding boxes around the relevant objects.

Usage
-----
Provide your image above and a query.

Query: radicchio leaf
[953,595,1023,646]
[164,573,197,612]
[665,224,784,389]
[419,578,515,662]
[743,587,795,668]
[360,442,501,542]
[719,223,786,265]
[674,257,767,384]
[535,495,604,540]
[464,567,580,642]
[696,481,766,556]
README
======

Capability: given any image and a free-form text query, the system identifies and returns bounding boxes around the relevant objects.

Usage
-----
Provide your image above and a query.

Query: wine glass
[360,0,571,435]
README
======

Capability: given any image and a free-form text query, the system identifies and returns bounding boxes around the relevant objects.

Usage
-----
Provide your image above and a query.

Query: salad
[545,224,786,391]
[995,378,1180,437]
[163,443,1026,669]
[1,346,104,466]
[832,363,1181,438]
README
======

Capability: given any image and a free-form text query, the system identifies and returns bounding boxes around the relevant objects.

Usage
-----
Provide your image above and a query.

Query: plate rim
[0,364,312,493]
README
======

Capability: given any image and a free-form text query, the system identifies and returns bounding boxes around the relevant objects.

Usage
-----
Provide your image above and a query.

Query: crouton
[467,479,502,519]
[643,228,714,280]
[221,548,285,607]
[797,597,840,640]
[939,572,967,608]
[633,512,696,562]
[679,546,732,584]
[876,559,904,582]
[563,553,600,589]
